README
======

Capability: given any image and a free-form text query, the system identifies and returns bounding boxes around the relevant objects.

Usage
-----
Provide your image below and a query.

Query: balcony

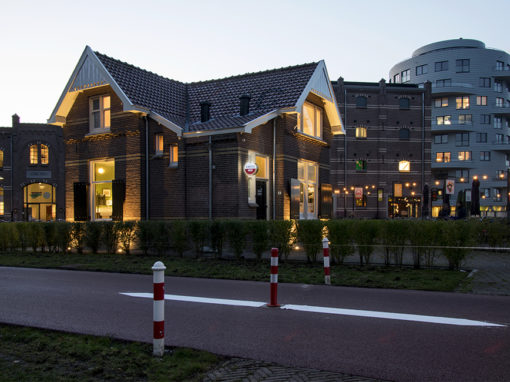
[492,141,510,152]
[491,66,510,81]
[431,82,475,96]
[431,160,475,169]
[431,120,475,132]
[491,103,510,116]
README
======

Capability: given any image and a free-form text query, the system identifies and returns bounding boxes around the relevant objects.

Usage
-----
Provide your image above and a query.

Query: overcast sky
[1,0,509,126]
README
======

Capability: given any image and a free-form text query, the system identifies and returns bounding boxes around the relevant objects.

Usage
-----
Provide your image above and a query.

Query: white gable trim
[149,112,183,136]
[294,60,344,135]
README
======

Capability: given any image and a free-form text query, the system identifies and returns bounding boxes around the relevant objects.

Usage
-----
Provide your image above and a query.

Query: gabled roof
[49,46,344,136]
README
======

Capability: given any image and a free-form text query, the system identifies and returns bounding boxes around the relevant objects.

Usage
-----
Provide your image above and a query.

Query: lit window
[299,102,323,138]
[355,160,367,172]
[456,96,469,109]
[89,95,111,131]
[0,187,3,215]
[169,145,178,167]
[399,160,410,172]
[436,116,451,125]
[458,151,471,161]
[436,152,451,163]
[247,151,269,204]
[476,96,487,106]
[30,145,38,164]
[434,97,448,107]
[40,145,49,165]
[0,150,3,168]
[355,126,367,138]
[155,134,164,155]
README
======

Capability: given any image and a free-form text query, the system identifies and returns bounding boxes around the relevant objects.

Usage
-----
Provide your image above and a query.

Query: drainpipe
[344,87,347,218]
[145,116,149,220]
[272,118,276,220]
[209,135,212,220]
[10,132,13,221]
[421,91,425,218]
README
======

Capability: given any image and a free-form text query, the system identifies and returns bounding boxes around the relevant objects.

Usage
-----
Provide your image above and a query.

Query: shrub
[136,221,153,255]
[226,220,247,259]
[325,219,355,264]
[85,221,102,254]
[152,221,170,256]
[42,222,58,253]
[169,220,188,257]
[296,220,324,263]
[116,221,137,255]
[102,221,118,255]
[438,220,474,270]
[189,220,210,258]
[250,221,270,260]
[210,220,226,259]
[269,220,295,262]
[28,223,45,253]
[0,223,18,252]
[483,219,509,248]
[353,220,379,266]
[70,222,86,254]
[381,220,409,267]
[16,222,31,253]
[55,222,72,254]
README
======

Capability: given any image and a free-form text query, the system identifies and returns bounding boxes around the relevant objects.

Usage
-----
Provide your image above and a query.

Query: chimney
[239,95,251,116]
[12,114,20,127]
[200,101,211,122]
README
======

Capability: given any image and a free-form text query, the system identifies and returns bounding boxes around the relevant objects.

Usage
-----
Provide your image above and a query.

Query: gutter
[209,136,213,220]
[273,118,276,220]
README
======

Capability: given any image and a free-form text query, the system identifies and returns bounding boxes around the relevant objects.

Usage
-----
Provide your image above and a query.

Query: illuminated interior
[24,183,56,221]
[91,159,114,220]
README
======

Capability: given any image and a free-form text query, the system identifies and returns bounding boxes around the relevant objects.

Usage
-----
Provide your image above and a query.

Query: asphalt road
[0,266,509,382]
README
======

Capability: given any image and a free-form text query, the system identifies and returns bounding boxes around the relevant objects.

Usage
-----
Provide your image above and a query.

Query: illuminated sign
[244,162,258,176]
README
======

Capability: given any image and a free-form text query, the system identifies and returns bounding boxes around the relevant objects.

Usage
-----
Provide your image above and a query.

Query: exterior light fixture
[372,185,375,189]
[412,182,417,187]
[473,175,478,180]
[334,189,340,194]
[411,191,416,196]
[98,167,105,174]
[483,175,488,180]
[460,177,465,182]
[499,173,505,179]
[405,182,410,187]
[435,180,440,186]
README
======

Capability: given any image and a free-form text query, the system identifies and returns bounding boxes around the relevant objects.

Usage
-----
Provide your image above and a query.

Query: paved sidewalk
[203,358,387,382]
[461,251,510,295]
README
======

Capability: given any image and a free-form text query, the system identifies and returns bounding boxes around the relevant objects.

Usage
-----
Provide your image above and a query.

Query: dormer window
[89,95,111,131]
[298,102,323,139]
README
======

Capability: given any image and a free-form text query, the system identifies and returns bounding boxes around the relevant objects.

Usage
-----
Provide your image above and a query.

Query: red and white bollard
[267,248,280,307]
[152,261,166,357]
[323,237,331,285]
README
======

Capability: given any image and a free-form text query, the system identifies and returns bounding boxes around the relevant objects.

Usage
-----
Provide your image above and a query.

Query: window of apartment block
[458,114,472,125]
[496,97,504,107]
[479,77,491,88]
[436,152,451,163]
[476,96,487,106]
[493,188,502,201]
[434,134,448,144]
[89,95,111,131]
[393,183,403,197]
[155,134,164,156]
[300,102,323,138]
[416,64,428,76]
[496,170,506,179]
[476,132,487,143]
[436,79,451,87]
[398,160,410,172]
[496,60,504,71]
[434,97,448,107]
[480,151,491,161]
[456,96,469,109]
[481,188,490,199]
[494,117,502,129]
[436,115,451,125]
[355,159,367,172]
[399,98,410,109]
[401,69,410,83]
[355,96,367,108]
[494,81,503,92]
[480,114,491,124]
[355,126,367,139]
[399,128,410,140]
[456,132,470,146]
[458,151,471,161]
[435,61,448,72]
[496,133,504,143]
[456,59,470,73]
[393,73,400,83]
[456,169,469,181]
[169,145,178,168]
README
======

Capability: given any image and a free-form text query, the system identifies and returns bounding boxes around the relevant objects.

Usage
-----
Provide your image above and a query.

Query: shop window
[169,144,178,168]
[399,98,410,109]
[355,193,367,207]
[394,183,403,197]
[355,126,367,139]
[398,160,410,172]
[299,102,323,139]
[24,183,55,221]
[89,95,111,132]
[356,96,367,108]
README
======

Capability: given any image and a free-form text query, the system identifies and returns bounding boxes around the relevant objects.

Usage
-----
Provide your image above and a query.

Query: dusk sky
[1,0,509,127]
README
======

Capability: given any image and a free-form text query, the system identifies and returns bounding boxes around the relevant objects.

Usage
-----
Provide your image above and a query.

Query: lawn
[0,251,468,292]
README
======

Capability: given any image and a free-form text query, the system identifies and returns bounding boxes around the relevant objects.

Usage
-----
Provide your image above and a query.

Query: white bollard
[152,261,166,357]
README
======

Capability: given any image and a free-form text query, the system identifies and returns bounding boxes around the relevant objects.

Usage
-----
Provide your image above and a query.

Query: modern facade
[331,78,432,218]
[0,114,65,221]
[49,46,344,222]
[390,39,510,217]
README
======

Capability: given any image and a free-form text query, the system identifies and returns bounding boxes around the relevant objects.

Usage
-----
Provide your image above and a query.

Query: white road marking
[120,292,505,327]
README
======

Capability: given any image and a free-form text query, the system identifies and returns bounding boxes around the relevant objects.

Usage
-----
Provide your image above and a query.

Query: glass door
[91,159,114,220]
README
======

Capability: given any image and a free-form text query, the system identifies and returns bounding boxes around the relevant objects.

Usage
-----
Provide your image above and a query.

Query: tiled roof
[95,51,318,132]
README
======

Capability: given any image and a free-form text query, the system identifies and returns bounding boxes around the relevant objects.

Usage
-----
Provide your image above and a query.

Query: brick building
[331,78,432,218]
[0,114,65,221]
[49,46,344,221]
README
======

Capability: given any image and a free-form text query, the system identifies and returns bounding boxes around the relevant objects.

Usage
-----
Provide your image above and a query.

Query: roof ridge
[189,61,319,85]
[94,50,185,86]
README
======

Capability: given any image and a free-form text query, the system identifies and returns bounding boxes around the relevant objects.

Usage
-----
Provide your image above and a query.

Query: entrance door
[256,180,267,220]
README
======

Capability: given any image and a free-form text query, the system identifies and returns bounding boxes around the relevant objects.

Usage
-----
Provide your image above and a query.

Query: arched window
[399,128,410,140]
[0,150,3,168]
[30,145,38,164]
[355,126,367,139]
[40,145,49,165]
[29,144,50,165]
[356,96,367,108]
[399,98,410,109]
[24,183,55,221]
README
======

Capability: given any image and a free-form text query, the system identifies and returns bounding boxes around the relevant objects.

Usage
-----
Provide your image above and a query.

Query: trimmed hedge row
[0,219,508,270]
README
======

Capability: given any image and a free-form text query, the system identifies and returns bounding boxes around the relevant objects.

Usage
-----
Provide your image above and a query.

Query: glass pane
[302,103,314,136]
[307,185,315,214]
[315,109,322,137]
[298,162,305,181]
[93,112,101,129]
[40,145,49,164]
[255,155,267,179]
[30,145,38,164]
[103,110,111,128]
[103,96,110,109]
[92,98,100,110]
[93,160,115,182]
[307,164,317,183]
[94,183,113,220]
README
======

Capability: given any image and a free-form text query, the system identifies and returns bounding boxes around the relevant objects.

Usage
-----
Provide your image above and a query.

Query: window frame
[434,97,449,108]
[458,151,471,161]
[456,59,470,73]
[476,96,487,106]
[435,61,448,72]
[416,64,428,76]
[298,101,323,139]
[89,95,111,132]
[435,152,451,163]
[355,126,367,139]
[155,133,164,156]
[476,132,487,143]
[479,77,491,88]
[480,151,491,161]
[456,96,470,110]
[169,144,178,168]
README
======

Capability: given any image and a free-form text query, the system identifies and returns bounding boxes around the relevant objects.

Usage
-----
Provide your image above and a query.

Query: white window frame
[155,134,164,156]
[89,95,111,132]
[90,159,115,221]
[298,102,323,139]
[297,159,318,219]
[169,144,178,168]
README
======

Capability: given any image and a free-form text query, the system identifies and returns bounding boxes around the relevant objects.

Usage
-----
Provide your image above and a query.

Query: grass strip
[0,324,221,382]
[0,252,467,292]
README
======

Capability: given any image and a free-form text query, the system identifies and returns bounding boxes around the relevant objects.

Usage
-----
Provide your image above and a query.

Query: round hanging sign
[244,162,258,176]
